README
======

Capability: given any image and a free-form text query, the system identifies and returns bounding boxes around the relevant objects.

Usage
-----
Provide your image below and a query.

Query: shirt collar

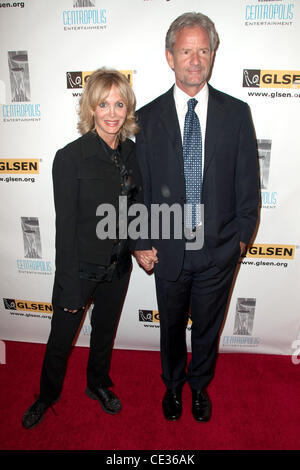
[173,82,209,112]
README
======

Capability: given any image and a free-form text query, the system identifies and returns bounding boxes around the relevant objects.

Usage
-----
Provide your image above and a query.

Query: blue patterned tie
[183,98,202,230]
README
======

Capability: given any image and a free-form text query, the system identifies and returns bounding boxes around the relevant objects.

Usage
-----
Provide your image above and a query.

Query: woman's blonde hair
[77,68,139,140]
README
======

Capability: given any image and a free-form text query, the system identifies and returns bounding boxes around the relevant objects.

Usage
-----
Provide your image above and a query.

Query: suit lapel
[204,85,226,178]
[158,87,183,170]
[158,85,226,176]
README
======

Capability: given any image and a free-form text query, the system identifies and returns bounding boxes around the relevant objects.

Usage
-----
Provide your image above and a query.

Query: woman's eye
[99,102,107,108]
[116,102,124,108]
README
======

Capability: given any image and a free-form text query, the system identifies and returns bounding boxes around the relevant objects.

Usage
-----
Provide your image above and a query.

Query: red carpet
[0,341,299,451]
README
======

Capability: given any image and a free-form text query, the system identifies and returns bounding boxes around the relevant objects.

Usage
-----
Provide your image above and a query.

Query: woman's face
[93,85,127,147]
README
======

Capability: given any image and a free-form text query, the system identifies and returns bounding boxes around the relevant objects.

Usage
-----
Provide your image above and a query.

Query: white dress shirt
[173,82,209,169]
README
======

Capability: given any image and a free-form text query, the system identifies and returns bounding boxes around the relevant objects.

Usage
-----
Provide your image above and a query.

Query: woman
[22,69,141,429]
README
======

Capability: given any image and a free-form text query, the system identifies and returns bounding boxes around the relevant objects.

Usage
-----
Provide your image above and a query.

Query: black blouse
[79,135,136,283]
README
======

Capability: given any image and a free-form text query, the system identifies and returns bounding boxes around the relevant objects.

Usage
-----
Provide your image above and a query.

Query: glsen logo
[139,309,159,323]
[3,298,53,314]
[0,159,39,174]
[139,309,192,325]
[243,69,300,88]
[66,70,133,89]
[246,244,295,259]
[66,71,91,89]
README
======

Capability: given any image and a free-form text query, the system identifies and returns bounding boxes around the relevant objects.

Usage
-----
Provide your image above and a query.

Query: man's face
[166,26,215,96]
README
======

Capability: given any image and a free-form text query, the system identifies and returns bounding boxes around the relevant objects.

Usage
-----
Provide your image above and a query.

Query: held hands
[63,306,85,314]
[63,248,160,313]
[62,244,246,306]
[134,247,158,272]
[134,243,245,272]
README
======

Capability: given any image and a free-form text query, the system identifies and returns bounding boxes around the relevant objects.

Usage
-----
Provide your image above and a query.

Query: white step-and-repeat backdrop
[0,0,299,356]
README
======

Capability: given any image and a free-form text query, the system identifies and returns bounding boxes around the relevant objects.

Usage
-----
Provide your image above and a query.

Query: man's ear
[210,49,215,68]
[165,49,174,70]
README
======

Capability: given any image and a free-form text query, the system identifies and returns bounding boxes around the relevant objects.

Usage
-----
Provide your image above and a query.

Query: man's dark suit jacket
[52,131,141,309]
[135,84,259,281]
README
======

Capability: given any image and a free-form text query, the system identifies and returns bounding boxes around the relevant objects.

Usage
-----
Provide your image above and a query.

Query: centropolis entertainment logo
[1,51,41,123]
[17,217,53,275]
[63,0,107,31]
[244,1,295,27]
[223,298,261,348]
[257,139,279,210]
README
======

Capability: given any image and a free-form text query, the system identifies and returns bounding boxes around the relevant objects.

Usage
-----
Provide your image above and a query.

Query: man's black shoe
[22,398,51,429]
[191,389,212,422]
[162,388,182,420]
[86,386,122,414]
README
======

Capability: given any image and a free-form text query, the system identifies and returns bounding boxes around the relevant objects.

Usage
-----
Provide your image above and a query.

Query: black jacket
[52,131,142,308]
[135,85,259,281]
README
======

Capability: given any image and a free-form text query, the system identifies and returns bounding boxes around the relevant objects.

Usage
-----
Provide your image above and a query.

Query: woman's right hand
[64,306,85,314]
[64,308,79,314]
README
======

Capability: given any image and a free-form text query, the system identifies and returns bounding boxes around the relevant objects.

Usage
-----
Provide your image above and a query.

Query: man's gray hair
[165,12,219,53]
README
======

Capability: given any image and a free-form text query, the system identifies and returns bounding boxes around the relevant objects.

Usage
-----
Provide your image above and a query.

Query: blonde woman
[22,69,141,429]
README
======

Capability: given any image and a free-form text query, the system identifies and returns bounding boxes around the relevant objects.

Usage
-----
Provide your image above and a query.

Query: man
[134,12,259,422]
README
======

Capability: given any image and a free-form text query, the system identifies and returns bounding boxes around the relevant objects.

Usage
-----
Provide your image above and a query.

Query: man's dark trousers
[155,246,238,392]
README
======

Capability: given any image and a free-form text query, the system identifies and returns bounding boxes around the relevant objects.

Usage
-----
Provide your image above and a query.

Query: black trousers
[155,247,237,391]
[39,272,130,405]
